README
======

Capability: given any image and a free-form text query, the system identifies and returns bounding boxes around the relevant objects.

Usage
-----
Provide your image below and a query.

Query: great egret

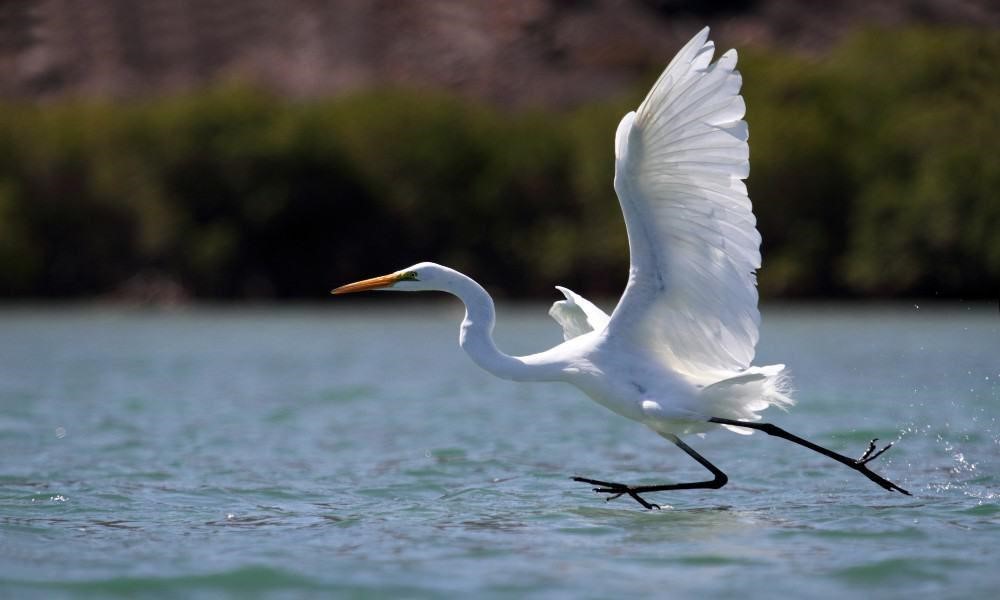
[333,27,910,508]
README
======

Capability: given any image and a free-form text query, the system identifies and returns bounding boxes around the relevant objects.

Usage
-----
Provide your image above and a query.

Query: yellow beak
[330,272,401,295]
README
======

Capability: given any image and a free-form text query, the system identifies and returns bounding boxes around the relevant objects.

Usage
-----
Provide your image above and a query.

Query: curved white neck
[444,270,556,382]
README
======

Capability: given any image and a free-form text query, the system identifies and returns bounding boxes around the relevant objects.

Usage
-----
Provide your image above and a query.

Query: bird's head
[331,262,452,295]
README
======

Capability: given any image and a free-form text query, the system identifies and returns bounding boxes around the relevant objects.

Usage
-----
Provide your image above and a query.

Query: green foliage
[0,27,997,299]
[742,27,1000,297]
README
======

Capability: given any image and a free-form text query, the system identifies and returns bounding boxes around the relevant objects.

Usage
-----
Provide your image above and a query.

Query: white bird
[333,28,909,508]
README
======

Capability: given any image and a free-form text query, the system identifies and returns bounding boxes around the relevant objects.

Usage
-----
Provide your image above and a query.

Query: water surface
[1,303,997,598]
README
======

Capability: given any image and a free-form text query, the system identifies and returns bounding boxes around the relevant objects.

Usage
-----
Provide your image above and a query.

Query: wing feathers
[607,28,762,377]
[549,286,611,341]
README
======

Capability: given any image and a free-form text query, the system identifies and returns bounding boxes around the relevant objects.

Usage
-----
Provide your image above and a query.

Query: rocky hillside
[2,0,997,107]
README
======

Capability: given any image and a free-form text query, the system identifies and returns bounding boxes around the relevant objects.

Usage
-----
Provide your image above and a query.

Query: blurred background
[1,0,998,303]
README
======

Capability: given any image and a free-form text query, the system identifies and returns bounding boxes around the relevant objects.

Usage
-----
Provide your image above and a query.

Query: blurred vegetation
[0,27,997,301]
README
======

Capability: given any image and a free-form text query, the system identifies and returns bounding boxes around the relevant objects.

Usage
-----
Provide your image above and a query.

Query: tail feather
[701,364,793,434]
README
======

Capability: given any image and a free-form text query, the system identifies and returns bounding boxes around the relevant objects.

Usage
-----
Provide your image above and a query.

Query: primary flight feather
[333,27,909,508]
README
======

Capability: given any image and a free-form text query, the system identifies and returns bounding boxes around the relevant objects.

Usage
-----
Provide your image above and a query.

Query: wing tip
[692,26,711,48]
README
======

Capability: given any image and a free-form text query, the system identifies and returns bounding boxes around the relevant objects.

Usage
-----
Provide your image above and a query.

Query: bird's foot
[857,438,892,464]
[851,439,911,495]
[572,477,660,510]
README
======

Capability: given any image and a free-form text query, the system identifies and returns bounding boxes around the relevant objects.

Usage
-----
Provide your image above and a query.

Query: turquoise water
[1,303,997,598]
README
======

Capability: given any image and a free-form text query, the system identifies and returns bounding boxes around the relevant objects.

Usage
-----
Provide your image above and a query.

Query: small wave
[5,566,324,596]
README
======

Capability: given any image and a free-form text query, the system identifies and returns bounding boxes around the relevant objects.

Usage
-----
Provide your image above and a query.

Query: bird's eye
[401,271,419,281]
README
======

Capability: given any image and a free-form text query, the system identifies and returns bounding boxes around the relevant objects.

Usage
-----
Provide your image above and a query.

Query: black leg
[573,434,728,510]
[708,417,911,496]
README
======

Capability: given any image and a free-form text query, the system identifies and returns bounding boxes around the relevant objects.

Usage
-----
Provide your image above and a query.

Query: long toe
[859,439,879,461]
[598,489,627,501]
[573,477,666,509]
[860,442,893,464]
[628,492,660,510]
[572,476,619,488]
[851,458,911,495]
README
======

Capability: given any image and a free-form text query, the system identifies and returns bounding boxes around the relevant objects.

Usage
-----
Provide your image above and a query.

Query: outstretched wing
[549,286,610,341]
[606,27,761,378]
